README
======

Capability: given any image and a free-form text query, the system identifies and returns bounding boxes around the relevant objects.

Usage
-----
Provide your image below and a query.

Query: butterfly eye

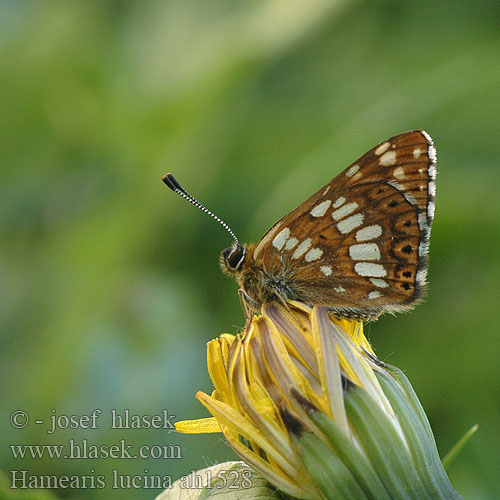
[223,246,245,271]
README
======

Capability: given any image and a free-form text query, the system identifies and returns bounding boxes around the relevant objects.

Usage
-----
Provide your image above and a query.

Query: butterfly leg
[238,289,253,322]
[274,290,293,313]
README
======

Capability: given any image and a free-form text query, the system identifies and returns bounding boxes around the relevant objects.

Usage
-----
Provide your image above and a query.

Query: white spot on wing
[333,196,346,208]
[428,145,437,162]
[403,189,416,205]
[419,240,430,256]
[346,164,360,177]
[349,243,381,261]
[429,181,436,197]
[388,180,402,190]
[335,286,346,293]
[337,214,364,234]
[418,213,427,231]
[356,224,382,242]
[285,237,299,250]
[320,265,332,276]
[389,180,416,204]
[421,130,433,144]
[354,262,387,277]
[416,269,427,283]
[293,238,312,259]
[305,247,323,262]
[375,142,390,155]
[380,150,397,166]
[323,185,331,196]
[393,166,405,180]
[368,291,382,299]
[429,163,437,179]
[332,202,358,221]
[255,222,282,258]
[422,130,437,162]
[428,201,435,219]
[370,278,388,288]
[272,227,290,251]
[310,200,332,217]
[413,147,422,159]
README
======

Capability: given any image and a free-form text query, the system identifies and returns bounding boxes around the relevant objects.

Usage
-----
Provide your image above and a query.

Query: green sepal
[307,410,391,500]
[383,364,436,442]
[344,384,432,500]
[376,370,462,499]
[291,429,368,500]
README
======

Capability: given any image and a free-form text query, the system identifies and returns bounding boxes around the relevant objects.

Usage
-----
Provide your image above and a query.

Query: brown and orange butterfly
[163,130,436,321]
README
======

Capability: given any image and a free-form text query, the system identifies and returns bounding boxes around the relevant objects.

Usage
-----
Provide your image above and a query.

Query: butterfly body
[223,243,386,320]
[220,130,436,321]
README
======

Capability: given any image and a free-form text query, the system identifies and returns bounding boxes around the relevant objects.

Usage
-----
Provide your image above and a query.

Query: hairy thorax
[223,244,314,308]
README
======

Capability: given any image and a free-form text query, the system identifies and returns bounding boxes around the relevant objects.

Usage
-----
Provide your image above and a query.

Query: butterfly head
[220,243,246,275]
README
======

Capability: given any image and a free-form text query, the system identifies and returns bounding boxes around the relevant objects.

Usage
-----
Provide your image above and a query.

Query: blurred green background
[1,1,499,499]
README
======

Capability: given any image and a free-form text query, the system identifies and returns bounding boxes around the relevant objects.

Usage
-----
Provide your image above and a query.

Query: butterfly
[163,130,436,321]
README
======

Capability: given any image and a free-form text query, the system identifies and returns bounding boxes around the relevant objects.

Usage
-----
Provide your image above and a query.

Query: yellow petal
[175,417,221,434]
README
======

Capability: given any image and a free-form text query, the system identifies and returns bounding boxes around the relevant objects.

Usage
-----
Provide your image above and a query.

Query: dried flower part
[155,461,281,500]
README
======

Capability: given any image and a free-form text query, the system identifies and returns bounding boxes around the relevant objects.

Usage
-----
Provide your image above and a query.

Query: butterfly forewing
[250,130,436,319]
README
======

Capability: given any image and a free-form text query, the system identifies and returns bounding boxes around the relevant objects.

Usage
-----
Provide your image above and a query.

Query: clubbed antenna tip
[161,173,241,247]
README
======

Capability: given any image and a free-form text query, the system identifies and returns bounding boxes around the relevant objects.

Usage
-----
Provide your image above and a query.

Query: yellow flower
[176,301,462,500]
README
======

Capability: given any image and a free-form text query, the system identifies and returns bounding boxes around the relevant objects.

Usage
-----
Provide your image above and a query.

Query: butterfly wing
[251,130,436,319]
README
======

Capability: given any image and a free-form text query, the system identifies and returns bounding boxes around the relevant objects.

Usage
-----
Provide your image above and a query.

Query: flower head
[176,301,461,499]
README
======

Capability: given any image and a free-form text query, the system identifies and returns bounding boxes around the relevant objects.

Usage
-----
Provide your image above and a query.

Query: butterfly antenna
[162,173,241,247]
